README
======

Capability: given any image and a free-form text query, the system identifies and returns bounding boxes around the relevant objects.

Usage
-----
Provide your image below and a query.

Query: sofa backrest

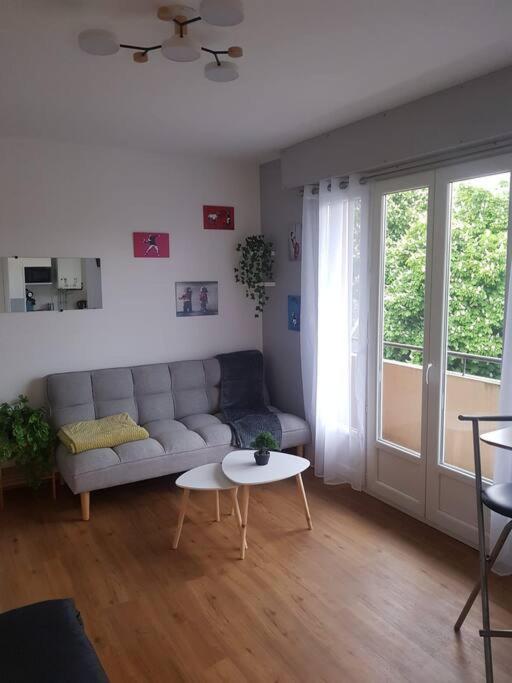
[47,359,222,429]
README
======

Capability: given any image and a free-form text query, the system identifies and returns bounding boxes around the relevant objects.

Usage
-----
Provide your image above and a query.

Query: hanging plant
[234,235,275,317]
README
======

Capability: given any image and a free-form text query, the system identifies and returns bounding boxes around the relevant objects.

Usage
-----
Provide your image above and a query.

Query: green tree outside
[383,178,509,379]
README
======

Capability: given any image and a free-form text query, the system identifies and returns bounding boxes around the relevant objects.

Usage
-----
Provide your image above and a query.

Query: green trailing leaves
[0,395,56,488]
[234,235,275,317]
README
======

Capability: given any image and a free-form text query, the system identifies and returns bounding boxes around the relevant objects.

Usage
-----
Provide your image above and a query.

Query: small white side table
[222,450,312,559]
[173,463,246,550]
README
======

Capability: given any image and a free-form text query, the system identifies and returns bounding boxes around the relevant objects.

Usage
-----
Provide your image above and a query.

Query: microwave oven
[24,266,53,284]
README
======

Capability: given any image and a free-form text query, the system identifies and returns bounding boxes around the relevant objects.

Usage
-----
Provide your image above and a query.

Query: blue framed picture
[288,295,300,332]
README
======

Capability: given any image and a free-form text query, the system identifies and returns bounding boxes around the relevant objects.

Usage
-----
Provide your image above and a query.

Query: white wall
[0,137,261,405]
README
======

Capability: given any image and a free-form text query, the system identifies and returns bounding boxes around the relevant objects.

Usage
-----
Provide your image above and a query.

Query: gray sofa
[47,356,310,520]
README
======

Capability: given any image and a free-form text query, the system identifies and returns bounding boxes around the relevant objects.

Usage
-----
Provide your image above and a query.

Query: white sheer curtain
[301,177,369,489]
[491,263,512,575]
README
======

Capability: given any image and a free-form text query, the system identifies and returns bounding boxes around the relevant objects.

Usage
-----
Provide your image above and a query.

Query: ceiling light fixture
[199,0,244,27]
[78,3,244,82]
[78,29,120,56]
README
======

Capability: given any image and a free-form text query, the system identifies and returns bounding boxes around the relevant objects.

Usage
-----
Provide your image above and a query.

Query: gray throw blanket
[217,350,282,449]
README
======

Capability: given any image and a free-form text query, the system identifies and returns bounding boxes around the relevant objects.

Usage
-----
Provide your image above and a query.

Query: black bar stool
[454,415,512,683]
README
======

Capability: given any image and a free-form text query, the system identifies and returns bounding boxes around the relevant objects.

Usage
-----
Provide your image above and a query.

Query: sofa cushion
[56,444,120,476]
[180,413,232,447]
[47,372,95,429]
[152,429,206,454]
[113,438,165,463]
[132,364,175,424]
[271,410,311,449]
[170,360,212,419]
[179,414,220,430]
[196,423,232,447]
[91,369,138,422]
[142,418,207,452]
[144,419,187,437]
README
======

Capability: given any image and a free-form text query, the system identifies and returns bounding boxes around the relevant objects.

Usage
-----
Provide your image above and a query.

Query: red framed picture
[133,232,170,258]
[203,205,234,230]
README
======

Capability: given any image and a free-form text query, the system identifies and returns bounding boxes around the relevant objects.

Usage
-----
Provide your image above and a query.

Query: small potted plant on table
[251,432,280,466]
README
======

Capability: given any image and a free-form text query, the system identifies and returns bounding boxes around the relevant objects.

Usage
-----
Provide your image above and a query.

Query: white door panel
[367,155,512,547]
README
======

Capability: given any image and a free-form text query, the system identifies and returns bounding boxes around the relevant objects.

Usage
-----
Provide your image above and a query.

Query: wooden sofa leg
[80,492,90,521]
[296,444,305,458]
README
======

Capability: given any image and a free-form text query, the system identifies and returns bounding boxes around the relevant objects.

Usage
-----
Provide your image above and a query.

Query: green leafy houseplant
[251,431,280,466]
[234,235,275,317]
[0,395,56,488]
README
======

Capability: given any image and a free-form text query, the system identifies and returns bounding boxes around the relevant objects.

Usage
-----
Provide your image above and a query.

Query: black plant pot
[254,449,270,466]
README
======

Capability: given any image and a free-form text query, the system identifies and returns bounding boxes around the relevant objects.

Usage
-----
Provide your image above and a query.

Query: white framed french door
[367,171,435,518]
[367,155,512,545]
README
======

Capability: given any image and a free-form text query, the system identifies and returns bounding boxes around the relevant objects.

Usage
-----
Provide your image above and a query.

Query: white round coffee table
[222,450,312,559]
[172,463,246,551]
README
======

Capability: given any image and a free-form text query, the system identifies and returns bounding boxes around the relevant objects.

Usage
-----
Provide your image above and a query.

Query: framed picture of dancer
[288,223,302,261]
[175,281,218,317]
[133,232,170,258]
[288,295,300,331]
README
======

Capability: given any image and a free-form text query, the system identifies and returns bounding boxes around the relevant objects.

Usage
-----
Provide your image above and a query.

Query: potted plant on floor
[0,395,56,489]
[251,431,280,466]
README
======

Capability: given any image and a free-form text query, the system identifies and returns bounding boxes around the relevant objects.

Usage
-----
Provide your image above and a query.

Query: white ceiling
[2,0,512,162]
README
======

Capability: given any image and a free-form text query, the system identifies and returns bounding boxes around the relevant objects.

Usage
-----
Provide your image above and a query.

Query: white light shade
[78,29,119,56]
[200,0,244,26]
[161,35,200,62]
[204,61,239,82]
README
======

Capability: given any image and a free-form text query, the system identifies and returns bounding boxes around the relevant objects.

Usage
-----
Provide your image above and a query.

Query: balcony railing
[384,341,502,377]
[381,341,500,479]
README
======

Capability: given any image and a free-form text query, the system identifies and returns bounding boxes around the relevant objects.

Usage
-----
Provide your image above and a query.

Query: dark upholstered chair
[454,415,512,683]
[0,598,109,682]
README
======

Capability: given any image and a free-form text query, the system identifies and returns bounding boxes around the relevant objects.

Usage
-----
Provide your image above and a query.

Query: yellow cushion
[58,413,149,454]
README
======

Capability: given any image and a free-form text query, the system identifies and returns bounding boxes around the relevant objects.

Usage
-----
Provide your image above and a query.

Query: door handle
[425,362,433,385]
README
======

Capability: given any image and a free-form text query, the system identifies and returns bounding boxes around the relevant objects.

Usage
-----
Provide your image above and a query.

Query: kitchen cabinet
[56,258,82,290]
[7,258,25,299]
[23,258,52,268]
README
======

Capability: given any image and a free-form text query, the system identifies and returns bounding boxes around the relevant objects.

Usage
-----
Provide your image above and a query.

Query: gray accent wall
[281,65,512,188]
[260,159,305,418]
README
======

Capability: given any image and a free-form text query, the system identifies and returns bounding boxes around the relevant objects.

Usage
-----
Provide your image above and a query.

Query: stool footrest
[479,629,512,638]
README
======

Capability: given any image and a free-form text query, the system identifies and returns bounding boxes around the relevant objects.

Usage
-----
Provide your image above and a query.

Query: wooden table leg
[240,485,250,560]
[296,473,313,530]
[231,488,248,550]
[51,471,57,501]
[173,488,190,549]
[215,490,221,522]
[80,492,90,521]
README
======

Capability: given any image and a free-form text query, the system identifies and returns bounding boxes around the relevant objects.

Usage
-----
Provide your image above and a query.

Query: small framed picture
[203,205,234,230]
[175,281,219,317]
[288,295,301,332]
[133,232,170,258]
[289,223,302,261]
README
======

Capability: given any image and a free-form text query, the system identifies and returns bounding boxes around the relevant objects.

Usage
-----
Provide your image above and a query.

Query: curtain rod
[359,139,512,183]
[299,136,512,194]
[299,177,349,196]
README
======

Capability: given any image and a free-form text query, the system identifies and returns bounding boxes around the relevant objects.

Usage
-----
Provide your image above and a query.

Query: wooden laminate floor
[1,471,512,682]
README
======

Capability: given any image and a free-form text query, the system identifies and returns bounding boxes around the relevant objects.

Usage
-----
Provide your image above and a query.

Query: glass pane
[443,173,510,479]
[380,188,428,454]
